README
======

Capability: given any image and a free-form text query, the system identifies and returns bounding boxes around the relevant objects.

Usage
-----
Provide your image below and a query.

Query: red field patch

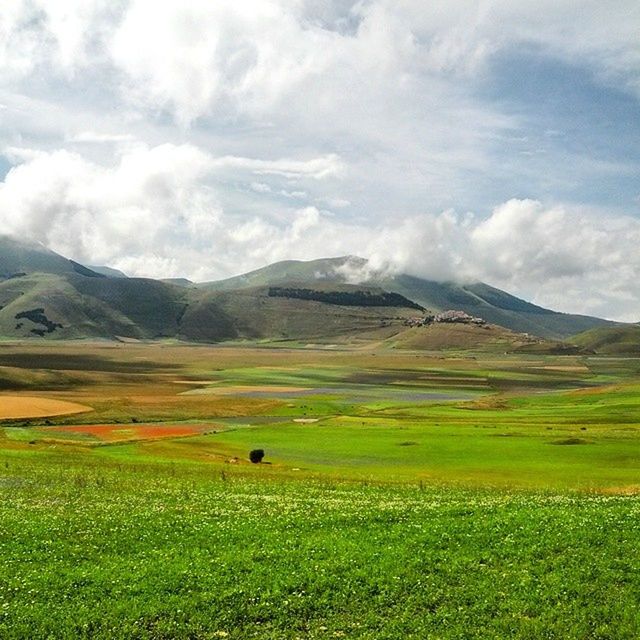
[50,423,212,442]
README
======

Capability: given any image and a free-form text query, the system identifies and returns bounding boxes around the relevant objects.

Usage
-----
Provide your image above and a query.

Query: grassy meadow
[0,341,639,638]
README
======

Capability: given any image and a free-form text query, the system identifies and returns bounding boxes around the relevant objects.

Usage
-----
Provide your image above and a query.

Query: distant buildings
[403,310,486,327]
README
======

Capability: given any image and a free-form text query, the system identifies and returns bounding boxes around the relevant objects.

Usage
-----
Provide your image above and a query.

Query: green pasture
[0,453,639,640]
[1,344,640,637]
[2,349,640,490]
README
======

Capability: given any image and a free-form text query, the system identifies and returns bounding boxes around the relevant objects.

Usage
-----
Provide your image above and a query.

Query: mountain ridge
[0,238,621,344]
[205,256,616,339]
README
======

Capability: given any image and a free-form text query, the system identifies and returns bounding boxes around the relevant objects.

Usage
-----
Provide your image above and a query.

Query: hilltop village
[403,309,487,328]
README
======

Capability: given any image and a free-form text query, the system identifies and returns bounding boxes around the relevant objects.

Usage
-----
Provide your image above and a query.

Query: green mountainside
[570,325,640,355]
[202,256,355,291]
[0,241,418,342]
[207,257,616,339]
[88,265,128,278]
[0,239,621,344]
[0,236,102,279]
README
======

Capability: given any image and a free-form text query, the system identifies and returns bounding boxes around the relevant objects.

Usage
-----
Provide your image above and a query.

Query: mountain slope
[0,239,620,344]
[0,241,420,342]
[88,265,128,278]
[192,285,418,342]
[0,273,144,339]
[570,325,640,355]
[202,256,356,291]
[0,236,102,278]
[207,257,615,339]
[376,275,613,339]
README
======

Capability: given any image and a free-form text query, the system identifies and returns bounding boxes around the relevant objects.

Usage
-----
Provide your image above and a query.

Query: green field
[0,342,639,638]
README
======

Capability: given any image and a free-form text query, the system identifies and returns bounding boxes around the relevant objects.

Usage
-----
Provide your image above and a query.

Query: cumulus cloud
[2,2,636,217]
[0,144,347,280]
[3,2,639,145]
[1,2,640,319]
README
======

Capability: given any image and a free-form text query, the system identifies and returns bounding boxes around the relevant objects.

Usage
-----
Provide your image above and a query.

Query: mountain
[385,322,584,354]
[203,257,353,291]
[205,256,616,339]
[0,239,420,342]
[0,239,620,344]
[0,236,102,279]
[161,278,194,287]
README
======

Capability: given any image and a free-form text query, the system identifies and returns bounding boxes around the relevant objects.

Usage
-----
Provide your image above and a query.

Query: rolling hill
[0,238,621,345]
[0,238,421,342]
[570,325,640,355]
[205,256,616,339]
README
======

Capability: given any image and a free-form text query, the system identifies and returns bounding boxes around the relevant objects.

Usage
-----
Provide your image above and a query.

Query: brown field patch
[600,484,640,495]
[0,396,92,419]
[569,385,620,396]
[538,365,590,373]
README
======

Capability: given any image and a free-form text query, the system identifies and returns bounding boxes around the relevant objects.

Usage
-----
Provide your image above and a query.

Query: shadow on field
[0,353,180,373]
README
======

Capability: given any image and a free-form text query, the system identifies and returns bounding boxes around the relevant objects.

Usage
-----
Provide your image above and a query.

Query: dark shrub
[249,449,265,464]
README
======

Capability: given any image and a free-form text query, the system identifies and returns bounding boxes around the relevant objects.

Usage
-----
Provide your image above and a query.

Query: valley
[1,341,639,637]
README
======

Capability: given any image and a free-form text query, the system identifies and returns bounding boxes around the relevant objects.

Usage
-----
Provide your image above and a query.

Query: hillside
[207,256,615,339]
[202,256,355,291]
[0,239,622,345]
[0,277,418,343]
[376,274,612,339]
[0,236,102,279]
[182,285,418,343]
[88,266,128,278]
[0,273,183,340]
[0,240,420,342]
[571,325,640,355]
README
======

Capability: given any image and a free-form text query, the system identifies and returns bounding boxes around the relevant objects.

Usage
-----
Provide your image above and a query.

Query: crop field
[0,396,91,420]
[0,341,639,638]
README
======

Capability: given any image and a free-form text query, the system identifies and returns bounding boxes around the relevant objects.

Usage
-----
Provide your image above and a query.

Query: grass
[0,342,640,637]
[1,453,639,640]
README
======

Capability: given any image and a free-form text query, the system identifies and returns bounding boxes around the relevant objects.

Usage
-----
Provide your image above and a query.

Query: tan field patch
[570,385,620,396]
[539,365,590,373]
[0,396,92,419]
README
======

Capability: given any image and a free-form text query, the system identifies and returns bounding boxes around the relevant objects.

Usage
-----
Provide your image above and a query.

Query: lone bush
[249,449,265,464]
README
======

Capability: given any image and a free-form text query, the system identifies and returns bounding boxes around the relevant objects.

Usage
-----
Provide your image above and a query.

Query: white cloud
[0,1,117,79]
[212,154,345,179]
[103,1,640,125]
[69,131,136,143]
[250,182,272,194]
[1,2,640,320]
[109,0,337,124]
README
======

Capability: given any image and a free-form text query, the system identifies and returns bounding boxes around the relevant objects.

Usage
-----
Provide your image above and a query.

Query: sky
[0,1,639,320]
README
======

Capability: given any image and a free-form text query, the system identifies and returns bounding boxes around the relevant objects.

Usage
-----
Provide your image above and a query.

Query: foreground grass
[1,451,639,639]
